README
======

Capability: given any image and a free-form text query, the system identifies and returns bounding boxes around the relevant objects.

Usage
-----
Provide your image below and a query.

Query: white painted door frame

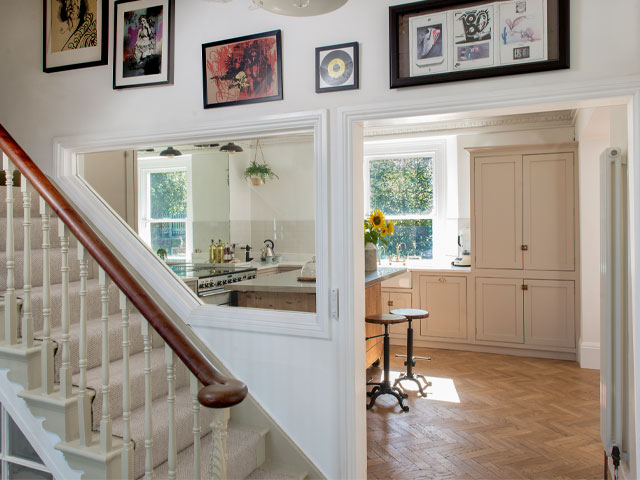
[335,75,640,479]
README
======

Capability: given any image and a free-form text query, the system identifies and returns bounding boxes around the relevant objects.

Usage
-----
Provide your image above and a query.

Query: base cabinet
[476,277,575,347]
[525,279,575,348]
[382,291,412,335]
[418,276,467,339]
[476,277,524,343]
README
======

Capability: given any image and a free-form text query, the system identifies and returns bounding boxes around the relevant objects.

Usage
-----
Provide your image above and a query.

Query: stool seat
[365,313,409,325]
[390,308,429,320]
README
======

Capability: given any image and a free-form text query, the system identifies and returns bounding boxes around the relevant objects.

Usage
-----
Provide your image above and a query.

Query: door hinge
[330,288,339,319]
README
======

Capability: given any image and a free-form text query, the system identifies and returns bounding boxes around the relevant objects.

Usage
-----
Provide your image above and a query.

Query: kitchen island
[364,267,408,367]
[225,269,316,312]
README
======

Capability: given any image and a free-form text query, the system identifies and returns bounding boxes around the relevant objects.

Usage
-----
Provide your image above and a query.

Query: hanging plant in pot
[364,210,394,272]
[243,139,279,186]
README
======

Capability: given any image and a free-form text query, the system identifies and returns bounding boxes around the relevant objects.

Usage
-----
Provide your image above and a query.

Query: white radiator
[600,146,628,467]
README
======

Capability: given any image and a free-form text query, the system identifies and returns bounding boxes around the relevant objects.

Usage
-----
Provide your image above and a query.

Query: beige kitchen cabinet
[523,153,575,271]
[418,275,467,339]
[381,290,413,335]
[471,146,576,271]
[524,279,575,348]
[474,155,523,269]
[475,277,524,343]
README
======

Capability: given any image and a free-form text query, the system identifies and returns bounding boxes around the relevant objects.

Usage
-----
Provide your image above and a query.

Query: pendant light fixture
[220,142,244,153]
[159,146,182,157]
[252,0,347,16]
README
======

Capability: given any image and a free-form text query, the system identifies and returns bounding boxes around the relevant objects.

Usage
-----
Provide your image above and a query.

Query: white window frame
[137,155,194,263]
[0,403,52,479]
[364,138,447,263]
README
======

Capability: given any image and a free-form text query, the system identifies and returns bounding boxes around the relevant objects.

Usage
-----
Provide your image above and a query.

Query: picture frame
[43,0,108,73]
[390,0,569,88]
[315,42,359,93]
[202,30,283,109]
[113,0,175,89]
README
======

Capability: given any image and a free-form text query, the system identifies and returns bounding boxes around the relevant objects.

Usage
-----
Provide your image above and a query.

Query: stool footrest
[395,354,431,361]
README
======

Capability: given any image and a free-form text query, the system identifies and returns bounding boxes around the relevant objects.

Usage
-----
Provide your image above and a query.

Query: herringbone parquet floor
[366,347,601,480]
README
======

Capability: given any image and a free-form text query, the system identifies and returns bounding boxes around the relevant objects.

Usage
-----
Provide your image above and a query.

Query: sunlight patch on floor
[385,370,461,403]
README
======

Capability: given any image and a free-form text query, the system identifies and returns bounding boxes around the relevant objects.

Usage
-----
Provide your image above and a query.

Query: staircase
[0,128,318,479]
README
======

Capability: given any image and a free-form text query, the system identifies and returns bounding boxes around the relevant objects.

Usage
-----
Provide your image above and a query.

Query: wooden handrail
[0,124,247,409]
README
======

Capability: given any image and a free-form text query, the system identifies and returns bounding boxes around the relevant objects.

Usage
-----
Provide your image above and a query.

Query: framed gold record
[315,42,359,93]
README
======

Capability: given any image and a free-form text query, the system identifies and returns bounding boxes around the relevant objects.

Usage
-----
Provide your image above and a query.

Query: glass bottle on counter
[209,239,216,264]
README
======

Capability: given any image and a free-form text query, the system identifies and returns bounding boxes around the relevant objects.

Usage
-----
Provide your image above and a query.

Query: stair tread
[77,344,189,430]
[112,384,219,479]
[246,465,307,480]
[50,311,146,377]
[152,422,266,480]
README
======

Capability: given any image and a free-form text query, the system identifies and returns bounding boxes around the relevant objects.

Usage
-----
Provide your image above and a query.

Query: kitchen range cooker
[169,264,257,305]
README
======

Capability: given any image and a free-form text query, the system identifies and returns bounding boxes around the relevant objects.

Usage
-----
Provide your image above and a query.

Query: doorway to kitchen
[337,90,637,479]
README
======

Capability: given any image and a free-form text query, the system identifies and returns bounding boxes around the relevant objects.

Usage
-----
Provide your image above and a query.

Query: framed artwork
[113,0,175,89]
[315,42,359,93]
[390,0,569,88]
[202,30,283,109]
[43,0,108,73]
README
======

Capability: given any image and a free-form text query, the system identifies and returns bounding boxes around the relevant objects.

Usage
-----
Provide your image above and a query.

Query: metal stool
[365,314,409,412]
[390,308,431,396]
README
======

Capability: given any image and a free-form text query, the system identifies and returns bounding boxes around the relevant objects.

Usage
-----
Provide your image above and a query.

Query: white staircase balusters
[77,244,91,446]
[190,374,202,480]
[98,268,112,453]
[166,345,177,480]
[3,155,17,345]
[120,291,134,479]
[58,220,72,399]
[209,407,230,480]
[20,180,33,348]
[40,198,53,394]
[142,319,153,479]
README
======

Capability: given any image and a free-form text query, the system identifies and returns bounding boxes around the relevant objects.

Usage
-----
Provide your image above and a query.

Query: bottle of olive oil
[209,239,216,264]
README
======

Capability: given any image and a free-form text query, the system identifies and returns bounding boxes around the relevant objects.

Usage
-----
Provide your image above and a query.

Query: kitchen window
[137,156,193,262]
[364,138,446,262]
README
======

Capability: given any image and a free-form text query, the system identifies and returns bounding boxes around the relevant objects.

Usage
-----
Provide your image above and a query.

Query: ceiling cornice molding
[364,110,576,138]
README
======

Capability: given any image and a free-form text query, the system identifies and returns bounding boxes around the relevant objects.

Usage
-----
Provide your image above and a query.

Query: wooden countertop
[365,266,408,287]
[224,269,316,294]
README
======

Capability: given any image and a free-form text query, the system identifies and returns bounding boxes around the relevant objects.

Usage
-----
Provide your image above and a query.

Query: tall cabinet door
[524,279,575,347]
[419,276,467,339]
[523,153,575,271]
[475,277,524,343]
[474,155,523,269]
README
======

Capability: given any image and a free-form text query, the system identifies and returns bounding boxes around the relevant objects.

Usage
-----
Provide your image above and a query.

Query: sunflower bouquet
[364,209,394,247]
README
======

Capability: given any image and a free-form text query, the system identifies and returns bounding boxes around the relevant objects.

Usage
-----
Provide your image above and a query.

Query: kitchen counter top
[365,266,408,287]
[224,269,315,294]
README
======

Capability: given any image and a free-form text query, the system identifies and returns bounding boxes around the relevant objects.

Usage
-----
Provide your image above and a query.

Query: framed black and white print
[113,0,175,89]
[43,0,108,73]
[315,42,359,93]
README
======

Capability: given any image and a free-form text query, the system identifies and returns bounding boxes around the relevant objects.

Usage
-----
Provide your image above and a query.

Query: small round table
[365,314,409,412]
[390,308,431,396]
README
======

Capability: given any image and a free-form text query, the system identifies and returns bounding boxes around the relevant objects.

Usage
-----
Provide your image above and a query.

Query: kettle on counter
[260,239,275,261]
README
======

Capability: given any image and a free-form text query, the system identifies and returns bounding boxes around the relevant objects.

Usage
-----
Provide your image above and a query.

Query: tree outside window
[368,156,434,259]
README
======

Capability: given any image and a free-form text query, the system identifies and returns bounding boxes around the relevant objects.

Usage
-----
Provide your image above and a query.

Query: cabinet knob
[521,245,529,251]
[388,300,394,307]
[522,284,529,290]
[439,277,446,283]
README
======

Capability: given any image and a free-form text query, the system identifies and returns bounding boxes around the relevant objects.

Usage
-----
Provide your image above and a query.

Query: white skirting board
[579,341,601,370]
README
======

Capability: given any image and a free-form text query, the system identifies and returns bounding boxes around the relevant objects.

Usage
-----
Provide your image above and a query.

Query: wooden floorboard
[366,346,601,479]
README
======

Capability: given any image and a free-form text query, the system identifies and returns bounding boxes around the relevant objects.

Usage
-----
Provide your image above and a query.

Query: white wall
[2,1,640,478]
[81,150,136,228]
[575,107,612,370]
